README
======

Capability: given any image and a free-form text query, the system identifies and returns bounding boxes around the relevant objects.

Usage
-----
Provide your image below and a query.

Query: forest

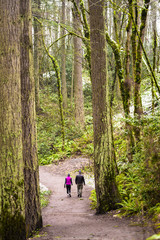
[0,0,160,239]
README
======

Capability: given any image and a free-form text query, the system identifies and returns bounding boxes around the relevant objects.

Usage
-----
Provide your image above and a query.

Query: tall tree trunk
[124,0,135,161]
[157,45,160,73]
[151,1,157,114]
[131,0,141,141]
[61,0,68,109]
[0,0,26,239]
[133,0,150,141]
[89,0,120,213]
[70,0,91,74]
[20,0,42,237]
[71,55,74,110]
[33,0,41,112]
[73,0,85,129]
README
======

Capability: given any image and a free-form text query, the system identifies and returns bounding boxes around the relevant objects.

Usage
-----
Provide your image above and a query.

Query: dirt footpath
[32,157,154,240]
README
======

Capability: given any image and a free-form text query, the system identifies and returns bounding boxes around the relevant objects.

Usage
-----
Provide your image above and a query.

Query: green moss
[106,31,128,113]
[79,0,90,39]
[94,133,120,213]
[0,209,26,240]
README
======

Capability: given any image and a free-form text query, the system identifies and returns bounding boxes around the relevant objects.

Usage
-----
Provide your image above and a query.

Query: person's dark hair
[68,173,70,176]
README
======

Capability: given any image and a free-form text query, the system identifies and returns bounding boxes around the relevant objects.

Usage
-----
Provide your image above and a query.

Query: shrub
[40,190,51,208]
[116,111,160,216]
[89,189,97,210]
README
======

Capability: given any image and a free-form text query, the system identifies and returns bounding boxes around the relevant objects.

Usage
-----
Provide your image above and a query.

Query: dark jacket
[75,174,85,185]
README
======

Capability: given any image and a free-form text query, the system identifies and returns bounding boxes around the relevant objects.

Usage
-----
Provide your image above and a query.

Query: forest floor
[29,156,155,240]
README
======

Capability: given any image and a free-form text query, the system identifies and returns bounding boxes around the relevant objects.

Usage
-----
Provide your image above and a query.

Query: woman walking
[64,173,73,197]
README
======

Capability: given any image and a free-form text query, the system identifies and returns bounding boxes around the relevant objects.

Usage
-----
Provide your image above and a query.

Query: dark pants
[66,184,71,194]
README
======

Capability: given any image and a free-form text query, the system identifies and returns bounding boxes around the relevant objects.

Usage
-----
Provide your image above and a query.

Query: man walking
[75,170,85,197]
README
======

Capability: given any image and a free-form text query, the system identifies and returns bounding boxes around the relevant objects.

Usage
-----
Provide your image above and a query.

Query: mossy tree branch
[106,6,135,161]
[35,17,65,148]
[57,20,88,43]
[105,31,127,112]
[130,1,160,95]
[48,33,70,49]
[113,10,119,45]
[79,0,90,39]
[70,0,91,73]
[70,0,83,24]
[79,0,91,72]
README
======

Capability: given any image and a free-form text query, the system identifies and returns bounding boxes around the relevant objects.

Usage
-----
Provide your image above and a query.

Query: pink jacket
[65,176,72,185]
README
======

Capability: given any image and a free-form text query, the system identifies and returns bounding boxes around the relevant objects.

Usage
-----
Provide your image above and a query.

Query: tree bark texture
[89,0,120,213]
[0,0,26,239]
[20,0,42,236]
[73,0,85,129]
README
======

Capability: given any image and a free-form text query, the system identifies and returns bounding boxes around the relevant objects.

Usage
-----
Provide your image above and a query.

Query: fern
[146,233,160,240]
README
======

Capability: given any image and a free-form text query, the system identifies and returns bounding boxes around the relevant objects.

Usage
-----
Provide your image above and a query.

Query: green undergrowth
[113,111,160,233]
[87,107,160,229]
[89,189,97,210]
[146,204,160,239]
[146,234,160,240]
[37,87,94,165]
[40,190,51,208]
[37,85,160,229]
[29,232,47,239]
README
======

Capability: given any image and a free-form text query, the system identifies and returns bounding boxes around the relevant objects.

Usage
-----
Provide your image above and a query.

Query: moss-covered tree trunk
[89,0,120,213]
[33,0,41,112]
[70,53,74,110]
[124,0,135,161]
[0,0,26,239]
[73,0,85,129]
[132,0,150,141]
[131,0,139,140]
[20,0,42,237]
[61,0,68,109]
[151,1,157,114]
[70,0,91,73]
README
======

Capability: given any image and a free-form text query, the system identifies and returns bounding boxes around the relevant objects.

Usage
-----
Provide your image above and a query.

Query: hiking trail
[29,156,154,240]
